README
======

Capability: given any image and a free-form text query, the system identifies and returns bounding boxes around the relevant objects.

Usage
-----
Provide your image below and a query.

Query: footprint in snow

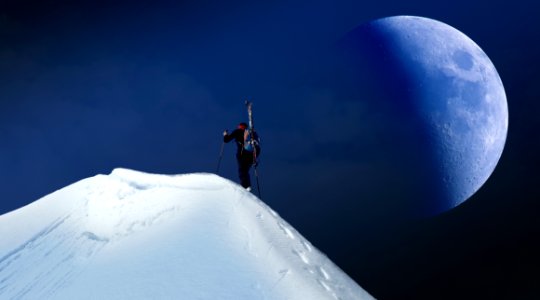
[277,222,295,240]
[301,240,312,252]
[317,266,330,280]
[292,249,310,264]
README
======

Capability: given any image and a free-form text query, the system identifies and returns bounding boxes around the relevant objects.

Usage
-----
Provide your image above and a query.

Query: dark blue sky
[1,0,539,298]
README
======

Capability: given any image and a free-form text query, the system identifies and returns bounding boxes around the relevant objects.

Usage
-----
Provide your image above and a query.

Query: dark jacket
[224,128,260,156]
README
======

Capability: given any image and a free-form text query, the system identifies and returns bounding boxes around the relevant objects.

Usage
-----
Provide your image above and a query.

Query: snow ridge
[0,168,373,300]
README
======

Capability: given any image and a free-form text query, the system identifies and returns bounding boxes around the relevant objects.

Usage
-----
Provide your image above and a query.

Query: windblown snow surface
[0,168,373,300]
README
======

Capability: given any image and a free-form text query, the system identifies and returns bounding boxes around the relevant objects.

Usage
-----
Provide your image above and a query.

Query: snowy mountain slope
[0,168,373,299]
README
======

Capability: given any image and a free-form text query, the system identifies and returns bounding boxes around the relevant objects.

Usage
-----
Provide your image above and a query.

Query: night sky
[1,0,539,299]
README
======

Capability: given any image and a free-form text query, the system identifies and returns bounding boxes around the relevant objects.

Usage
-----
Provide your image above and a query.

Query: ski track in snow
[0,213,108,299]
[0,170,215,299]
[0,168,372,300]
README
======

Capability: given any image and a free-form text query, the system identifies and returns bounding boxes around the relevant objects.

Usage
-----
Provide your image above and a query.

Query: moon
[337,16,508,216]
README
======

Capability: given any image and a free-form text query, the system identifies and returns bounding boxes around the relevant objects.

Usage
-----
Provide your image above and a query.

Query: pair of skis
[245,100,257,160]
[245,100,261,198]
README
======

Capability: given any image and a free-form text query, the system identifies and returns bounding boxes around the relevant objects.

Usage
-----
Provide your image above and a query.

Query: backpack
[243,129,260,153]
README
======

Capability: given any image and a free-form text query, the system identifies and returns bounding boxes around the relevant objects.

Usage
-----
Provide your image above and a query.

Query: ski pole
[252,148,262,198]
[254,164,262,199]
[216,141,225,174]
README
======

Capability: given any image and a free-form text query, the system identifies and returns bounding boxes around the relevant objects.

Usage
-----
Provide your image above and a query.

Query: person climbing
[223,122,260,191]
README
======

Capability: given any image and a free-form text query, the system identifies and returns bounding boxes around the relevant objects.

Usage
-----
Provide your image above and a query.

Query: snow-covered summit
[0,168,373,299]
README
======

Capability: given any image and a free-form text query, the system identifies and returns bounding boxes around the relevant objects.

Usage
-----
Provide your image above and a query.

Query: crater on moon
[453,50,474,71]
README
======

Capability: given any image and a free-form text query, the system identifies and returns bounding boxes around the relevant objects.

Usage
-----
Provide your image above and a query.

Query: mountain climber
[223,122,260,191]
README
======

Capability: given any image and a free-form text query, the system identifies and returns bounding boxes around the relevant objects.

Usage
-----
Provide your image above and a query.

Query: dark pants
[236,152,255,189]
